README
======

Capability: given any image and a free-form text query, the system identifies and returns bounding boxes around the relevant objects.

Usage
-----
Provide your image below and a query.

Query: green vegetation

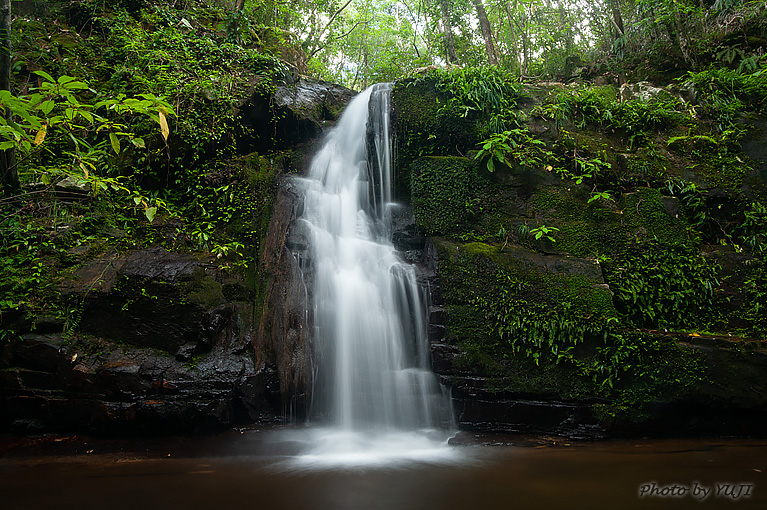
[410,157,481,236]
[388,9,767,426]
[475,128,552,174]
[2,0,767,433]
[604,243,721,329]
[434,240,705,419]
[1,1,285,344]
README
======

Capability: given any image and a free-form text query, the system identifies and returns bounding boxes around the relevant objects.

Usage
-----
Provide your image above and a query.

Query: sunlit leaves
[144,207,157,222]
[33,124,47,146]
[158,110,170,142]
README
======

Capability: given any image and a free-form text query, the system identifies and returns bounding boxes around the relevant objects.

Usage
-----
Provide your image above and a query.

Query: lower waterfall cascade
[288,83,457,467]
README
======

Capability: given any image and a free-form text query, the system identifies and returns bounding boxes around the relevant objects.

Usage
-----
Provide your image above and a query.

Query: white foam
[275,428,463,470]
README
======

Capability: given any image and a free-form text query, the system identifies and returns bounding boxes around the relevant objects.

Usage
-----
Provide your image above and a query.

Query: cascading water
[288,83,457,467]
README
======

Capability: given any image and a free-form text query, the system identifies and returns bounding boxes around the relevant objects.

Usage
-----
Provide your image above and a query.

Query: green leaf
[109,132,120,154]
[33,70,56,83]
[145,207,157,223]
[41,100,55,115]
[131,137,146,149]
[64,81,88,90]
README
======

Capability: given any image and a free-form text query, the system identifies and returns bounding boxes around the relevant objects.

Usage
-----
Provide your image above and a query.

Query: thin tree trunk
[471,0,498,65]
[609,0,625,36]
[504,2,521,73]
[439,0,457,64]
[305,0,354,60]
[521,8,529,75]
[0,0,18,192]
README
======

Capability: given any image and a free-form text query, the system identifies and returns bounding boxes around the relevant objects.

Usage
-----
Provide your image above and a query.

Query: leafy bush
[474,128,552,173]
[684,67,767,128]
[535,85,690,147]
[604,242,721,329]
[430,66,523,136]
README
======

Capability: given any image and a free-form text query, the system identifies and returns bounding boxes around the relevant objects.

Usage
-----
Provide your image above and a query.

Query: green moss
[620,187,689,245]
[532,187,587,222]
[184,267,225,308]
[393,76,484,196]
[410,157,485,236]
[392,79,442,134]
[433,237,705,410]
[462,242,499,258]
[622,147,670,182]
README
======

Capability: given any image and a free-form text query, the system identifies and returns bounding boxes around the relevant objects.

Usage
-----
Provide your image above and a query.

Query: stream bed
[1,427,765,509]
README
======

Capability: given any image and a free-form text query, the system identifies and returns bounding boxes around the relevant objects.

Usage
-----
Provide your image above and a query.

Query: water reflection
[1,430,765,510]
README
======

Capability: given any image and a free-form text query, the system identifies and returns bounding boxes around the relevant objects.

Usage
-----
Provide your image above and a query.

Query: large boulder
[237,77,356,152]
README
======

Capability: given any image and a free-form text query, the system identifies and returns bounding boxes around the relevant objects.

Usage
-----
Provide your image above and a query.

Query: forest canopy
[219,0,766,88]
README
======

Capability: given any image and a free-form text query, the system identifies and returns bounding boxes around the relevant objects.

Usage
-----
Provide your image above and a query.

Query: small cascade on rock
[289,83,456,467]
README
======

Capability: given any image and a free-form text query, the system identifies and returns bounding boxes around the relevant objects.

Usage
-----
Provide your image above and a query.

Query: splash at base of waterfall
[277,428,461,470]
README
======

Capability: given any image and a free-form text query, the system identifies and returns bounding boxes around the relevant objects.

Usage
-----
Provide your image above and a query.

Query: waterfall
[289,83,455,466]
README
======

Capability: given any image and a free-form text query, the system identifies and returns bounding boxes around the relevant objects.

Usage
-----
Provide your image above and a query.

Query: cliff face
[0,76,355,433]
[393,72,767,437]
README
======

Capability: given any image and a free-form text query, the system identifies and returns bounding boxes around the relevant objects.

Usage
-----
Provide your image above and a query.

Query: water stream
[290,84,455,466]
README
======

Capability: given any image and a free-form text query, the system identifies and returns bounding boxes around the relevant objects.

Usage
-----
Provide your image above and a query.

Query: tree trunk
[608,0,625,36]
[503,2,521,73]
[0,0,18,193]
[520,8,529,75]
[471,0,497,66]
[440,0,457,64]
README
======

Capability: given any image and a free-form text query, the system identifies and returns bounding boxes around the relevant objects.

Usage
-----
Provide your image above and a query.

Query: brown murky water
[1,428,765,510]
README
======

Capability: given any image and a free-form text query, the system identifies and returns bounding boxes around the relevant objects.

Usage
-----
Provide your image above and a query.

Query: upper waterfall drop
[289,83,456,465]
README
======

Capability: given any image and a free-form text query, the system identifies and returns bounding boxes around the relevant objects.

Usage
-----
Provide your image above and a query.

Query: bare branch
[308,20,365,60]
[306,0,354,53]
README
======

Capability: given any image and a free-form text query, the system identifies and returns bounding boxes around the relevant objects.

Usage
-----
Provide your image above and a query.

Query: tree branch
[308,20,365,60]
[306,0,354,54]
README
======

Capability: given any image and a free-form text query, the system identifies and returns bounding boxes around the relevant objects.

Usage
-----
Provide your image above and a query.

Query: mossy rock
[410,156,485,236]
[432,238,616,348]
[183,267,226,309]
[619,187,690,245]
[392,77,481,196]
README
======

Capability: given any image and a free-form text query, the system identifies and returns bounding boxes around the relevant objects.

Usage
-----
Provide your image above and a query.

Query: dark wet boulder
[237,77,356,151]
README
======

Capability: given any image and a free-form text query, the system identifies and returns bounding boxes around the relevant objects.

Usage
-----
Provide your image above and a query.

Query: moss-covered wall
[395,70,767,434]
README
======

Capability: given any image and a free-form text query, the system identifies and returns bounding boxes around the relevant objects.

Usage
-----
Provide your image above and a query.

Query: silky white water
[290,83,456,467]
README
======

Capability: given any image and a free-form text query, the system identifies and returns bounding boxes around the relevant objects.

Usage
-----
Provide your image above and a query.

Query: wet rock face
[237,78,356,152]
[60,247,210,355]
[420,242,607,440]
[256,178,313,420]
[1,247,281,434]
[1,334,276,435]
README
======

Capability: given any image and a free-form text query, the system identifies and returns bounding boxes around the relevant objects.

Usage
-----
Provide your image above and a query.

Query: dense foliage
[1,0,767,430]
